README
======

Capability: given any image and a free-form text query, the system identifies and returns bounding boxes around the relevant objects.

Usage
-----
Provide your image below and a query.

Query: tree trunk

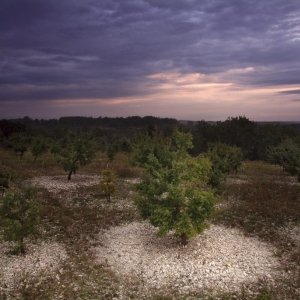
[180,233,188,246]
[68,170,73,181]
[298,173,300,182]
[174,204,180,215]
[19,237,26,255]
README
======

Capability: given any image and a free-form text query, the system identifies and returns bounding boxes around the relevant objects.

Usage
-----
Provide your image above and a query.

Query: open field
[0,149,300,299]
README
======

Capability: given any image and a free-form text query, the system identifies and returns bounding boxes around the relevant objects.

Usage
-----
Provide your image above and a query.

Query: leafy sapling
[134,128,215,245]
[100,169,116,202]
[57,131,96,180]
[0,188,39,255]
[0,169,11,197]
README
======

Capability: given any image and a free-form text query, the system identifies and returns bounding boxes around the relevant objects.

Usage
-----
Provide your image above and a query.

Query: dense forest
[1,115,300,158]
[1,115,300,185]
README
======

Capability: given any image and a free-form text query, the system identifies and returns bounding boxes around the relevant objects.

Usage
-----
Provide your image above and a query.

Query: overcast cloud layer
[1,0,300,120]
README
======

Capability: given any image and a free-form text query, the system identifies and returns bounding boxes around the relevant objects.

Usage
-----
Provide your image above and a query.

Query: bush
[0,188,39,254]
[100,169,116,202]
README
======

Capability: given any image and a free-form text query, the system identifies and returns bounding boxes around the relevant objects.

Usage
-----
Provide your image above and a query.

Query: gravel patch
[31,175,100,193]
[0,241,68,295]
[92,221,281,294]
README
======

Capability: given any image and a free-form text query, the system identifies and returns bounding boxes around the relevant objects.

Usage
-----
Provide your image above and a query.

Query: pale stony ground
[0,175,96,298]
[92,221,283,296]
[1,175,299,298]
[0,241,68,296]
[31,174,100,194]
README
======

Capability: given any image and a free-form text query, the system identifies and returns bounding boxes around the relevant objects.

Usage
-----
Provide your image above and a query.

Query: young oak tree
[267,139,300,182]
[206,142,243,191]
[0,188,39,254]
[57,131,96,180]
[30,136,48,162]
[133,128,215,245]
[5,133,31,159]
[99,169,116,202]
[0,168,12,197]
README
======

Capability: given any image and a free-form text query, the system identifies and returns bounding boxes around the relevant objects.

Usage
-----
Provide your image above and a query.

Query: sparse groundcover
[30,175,137,213]
[30,175,100,194]
[278,223,300,246]
[91,221,282,296]
[1,159,299,299]
[0,241,68,296]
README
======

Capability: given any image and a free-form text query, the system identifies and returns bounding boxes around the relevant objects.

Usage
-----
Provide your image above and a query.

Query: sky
[1,0,300,121]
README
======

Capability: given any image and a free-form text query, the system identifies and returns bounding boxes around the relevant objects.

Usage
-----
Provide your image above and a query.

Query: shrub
[100,169,116,202]
[0,188,39,254]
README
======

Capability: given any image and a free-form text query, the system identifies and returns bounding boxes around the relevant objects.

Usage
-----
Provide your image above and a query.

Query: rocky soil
[1,175,299,298]
[31,174,100,194]
[92,221,282,295]
[0,241,68,296]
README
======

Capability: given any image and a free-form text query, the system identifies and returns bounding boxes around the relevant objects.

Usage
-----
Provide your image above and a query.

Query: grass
[1,152,300,299]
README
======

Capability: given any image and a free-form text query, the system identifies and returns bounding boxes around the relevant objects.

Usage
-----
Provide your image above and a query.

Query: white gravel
[92,221,281,294]
[0,241,68,294]
[31,175,100,193]
[7,174,294,297]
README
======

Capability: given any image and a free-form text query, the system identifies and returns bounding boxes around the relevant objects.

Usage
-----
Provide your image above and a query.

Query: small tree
[106,143,118,162]
[134,128,215,245]
[120,138,133,153]
[0,188,39,254]
[5,133,31,159]
[100,169,116,202]
[0,169,12,197]
[267,139,300,182]
[206,142,243,191]
[57,131,96,180]
[30,136,48,162]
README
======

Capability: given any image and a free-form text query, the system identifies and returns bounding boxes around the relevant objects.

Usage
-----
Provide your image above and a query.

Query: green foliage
[0,168,12,197]
[257,124,297,159]
[99,169,116,202]
[57,131,96,180]
[206,142,243,190]
[0,129,5,145]
[191,120,214,154]
[191,116,259,159]
[5,133,31,159]
[134,128,215,245]
[119,137,133,153]
[30,136,48,162]
[266,139,300,181]
[106,143,118,162]
[0,188,39,254]
[0,119,26,139]
[217,116,258,159]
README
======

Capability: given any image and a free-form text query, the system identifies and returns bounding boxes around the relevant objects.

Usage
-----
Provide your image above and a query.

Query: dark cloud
[279,89,300,95]
[1,0,300,118]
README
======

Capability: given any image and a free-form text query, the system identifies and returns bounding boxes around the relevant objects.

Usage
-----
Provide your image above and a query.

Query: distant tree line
[1,115,300,183]
[190,116,299,160]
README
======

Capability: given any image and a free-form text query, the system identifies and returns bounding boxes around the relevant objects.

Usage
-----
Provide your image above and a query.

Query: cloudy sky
[1,0,300,121]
